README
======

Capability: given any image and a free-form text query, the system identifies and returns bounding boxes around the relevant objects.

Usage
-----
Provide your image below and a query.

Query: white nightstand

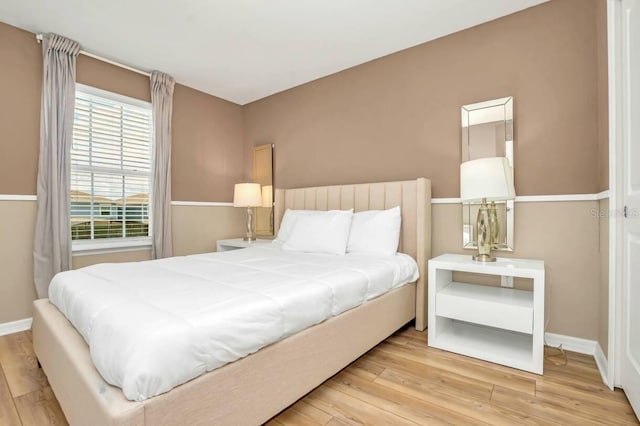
[216,238,273,252]
[428,253,545,374]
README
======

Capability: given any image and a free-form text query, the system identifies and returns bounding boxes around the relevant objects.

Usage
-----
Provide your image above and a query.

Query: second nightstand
[216,238,273,252]
[428,253,545,374]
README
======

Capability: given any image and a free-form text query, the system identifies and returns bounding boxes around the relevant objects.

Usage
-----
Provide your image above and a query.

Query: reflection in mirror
[253,144,274,237]
[461,96,514,251]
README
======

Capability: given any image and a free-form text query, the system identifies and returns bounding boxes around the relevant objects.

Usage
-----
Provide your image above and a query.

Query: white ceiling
[0,0,548,105]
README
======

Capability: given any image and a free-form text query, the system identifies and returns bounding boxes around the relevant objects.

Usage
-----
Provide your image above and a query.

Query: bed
[32,178,431,425]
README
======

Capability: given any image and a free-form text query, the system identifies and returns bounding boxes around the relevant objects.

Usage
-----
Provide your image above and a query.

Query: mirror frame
[461,96,514,251]
[253,143,274,237]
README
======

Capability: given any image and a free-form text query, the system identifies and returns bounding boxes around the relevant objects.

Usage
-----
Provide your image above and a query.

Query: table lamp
[460,157,515,262]
[233,183,262,241]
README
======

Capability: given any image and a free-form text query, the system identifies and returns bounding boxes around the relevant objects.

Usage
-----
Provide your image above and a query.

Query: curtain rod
[35,34,151,78]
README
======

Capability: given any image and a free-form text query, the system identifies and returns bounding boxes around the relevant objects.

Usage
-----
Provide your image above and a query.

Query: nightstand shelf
[216,238,273,252]
[433,320,534,371]
[428,253,545,374]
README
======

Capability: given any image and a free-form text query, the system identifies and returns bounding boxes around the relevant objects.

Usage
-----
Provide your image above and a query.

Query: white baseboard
[545,332,610,388]
[0,318,32,336]
[594,342,612,390]
[544,332,597,354]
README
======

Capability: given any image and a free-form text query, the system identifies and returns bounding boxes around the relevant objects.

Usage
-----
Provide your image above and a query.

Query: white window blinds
[71,86,153,243]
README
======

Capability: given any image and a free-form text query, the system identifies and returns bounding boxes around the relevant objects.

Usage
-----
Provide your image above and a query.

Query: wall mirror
[461,96,514,251]
[253,144,274,237]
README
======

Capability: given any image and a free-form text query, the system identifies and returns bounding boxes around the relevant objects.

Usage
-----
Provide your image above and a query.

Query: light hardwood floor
[0,326,637,425]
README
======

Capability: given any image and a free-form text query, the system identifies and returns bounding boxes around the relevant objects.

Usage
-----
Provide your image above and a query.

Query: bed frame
[32,178,431,426]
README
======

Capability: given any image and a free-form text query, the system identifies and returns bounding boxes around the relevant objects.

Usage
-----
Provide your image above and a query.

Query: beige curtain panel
[150,71,175,259]
[33,33,80,299]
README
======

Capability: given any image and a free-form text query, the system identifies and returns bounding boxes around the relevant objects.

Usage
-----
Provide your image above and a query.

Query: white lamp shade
[261,185,273,208]
[233,183,262,207]
[460,157,516,202]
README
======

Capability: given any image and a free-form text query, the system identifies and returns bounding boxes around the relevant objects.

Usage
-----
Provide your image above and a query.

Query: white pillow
[273,209,309,244]
[347,206,401,256]
[274,209,351,244]
[282,210,353,255]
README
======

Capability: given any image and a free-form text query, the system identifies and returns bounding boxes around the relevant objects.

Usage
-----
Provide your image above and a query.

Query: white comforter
[48,245,418,401]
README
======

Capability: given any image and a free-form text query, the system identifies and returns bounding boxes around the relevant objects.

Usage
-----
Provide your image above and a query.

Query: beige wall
[172,87,245,202]
[243,0,604,198]
[599,198,609,355]
[172,205,246,255]
[596,0,609,193]
[0,23,40,195]
[0,201,37,323]
[77,55,151,102]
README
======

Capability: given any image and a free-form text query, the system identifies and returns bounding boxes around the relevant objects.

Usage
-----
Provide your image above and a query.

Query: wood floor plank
[397,326,426,340]
[375,369,552,426]
[305,385,420,425]
[0,366,21,426]
[0,332,48,398]
[363,347,494,401]
[491,384,605,426]
[385,334,411,346]
[536,367,630,404]
[13,387,67,426]
[543,348,604,380]
[534,381,639,424]
[408,335,546,383]
[328,370,488,426]
[274,399,332,425]
[374,342,537,395]
[346,358,385,381]
[273,407,324,426]
[325,418,350,426]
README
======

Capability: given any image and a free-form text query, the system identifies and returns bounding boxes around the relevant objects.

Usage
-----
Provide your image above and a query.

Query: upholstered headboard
[274,178,432,330]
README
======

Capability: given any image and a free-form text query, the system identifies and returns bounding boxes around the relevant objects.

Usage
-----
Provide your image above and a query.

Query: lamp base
[472,253,497,262]
[243,206,257,242]
[472,198,496,263]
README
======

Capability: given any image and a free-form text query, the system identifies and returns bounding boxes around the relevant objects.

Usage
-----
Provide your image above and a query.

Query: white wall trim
[545,332,597,355]
[171,201,233,207]
[0,194,37,201]
[431,198,461,204]
[516,193,604,203]
[0,318,32,336]
[0,194,612,206]
[432,192,610,204]
[0,197,236,206]
[595,342,612,390]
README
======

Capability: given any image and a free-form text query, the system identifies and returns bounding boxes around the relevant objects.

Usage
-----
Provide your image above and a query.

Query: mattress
[48,245,419,401]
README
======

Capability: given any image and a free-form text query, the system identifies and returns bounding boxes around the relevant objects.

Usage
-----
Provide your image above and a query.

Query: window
[71,85,153,251]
